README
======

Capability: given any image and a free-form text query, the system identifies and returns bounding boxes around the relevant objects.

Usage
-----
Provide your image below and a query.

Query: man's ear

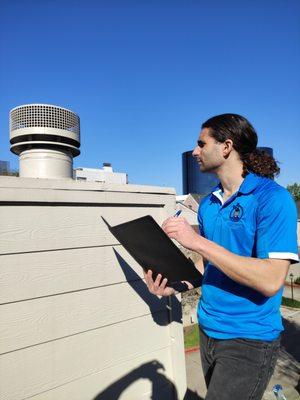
[223,139,234,158]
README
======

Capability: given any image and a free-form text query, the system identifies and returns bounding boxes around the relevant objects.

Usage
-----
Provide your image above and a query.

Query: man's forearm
[193,236,289,297]
[161,216,290,296]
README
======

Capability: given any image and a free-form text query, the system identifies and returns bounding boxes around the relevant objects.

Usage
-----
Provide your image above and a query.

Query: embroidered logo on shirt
[230,203,244,222]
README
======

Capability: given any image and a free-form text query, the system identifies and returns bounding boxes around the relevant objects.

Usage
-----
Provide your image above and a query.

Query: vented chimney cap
[10,104,80,156]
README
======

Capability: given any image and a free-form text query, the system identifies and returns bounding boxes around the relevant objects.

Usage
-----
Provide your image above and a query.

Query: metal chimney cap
[10,104,80,157]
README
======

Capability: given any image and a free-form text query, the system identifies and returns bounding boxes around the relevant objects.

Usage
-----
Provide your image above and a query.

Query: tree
[287,183,300,201]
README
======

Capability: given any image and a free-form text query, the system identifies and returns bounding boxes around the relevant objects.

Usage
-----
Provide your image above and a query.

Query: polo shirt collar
[238,173,261,194]
[211,173,261,204]
[211,186,223,204]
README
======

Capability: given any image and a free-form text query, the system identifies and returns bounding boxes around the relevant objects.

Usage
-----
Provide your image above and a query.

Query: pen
[174,210,182,217]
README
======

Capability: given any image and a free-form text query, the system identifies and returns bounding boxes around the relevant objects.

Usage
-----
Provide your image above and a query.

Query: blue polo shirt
[197,173,299,341]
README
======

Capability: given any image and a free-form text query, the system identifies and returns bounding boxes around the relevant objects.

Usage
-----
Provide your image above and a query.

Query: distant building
[74,163,128,184]
[182,151,219,195]
[0,160,10,175]
[176,193,202,213]
[258,147,273,157]
[176,193,203,229]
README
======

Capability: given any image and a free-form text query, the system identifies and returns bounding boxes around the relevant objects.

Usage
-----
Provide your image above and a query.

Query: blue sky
[1,0,299,194]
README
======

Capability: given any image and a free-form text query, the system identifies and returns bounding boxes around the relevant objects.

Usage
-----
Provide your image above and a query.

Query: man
[144,114,299,400]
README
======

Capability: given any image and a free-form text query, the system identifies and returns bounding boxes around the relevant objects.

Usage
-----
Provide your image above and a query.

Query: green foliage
[287,183,300,201]
[294,276,300,285]
[184,324,200,349]
[282,296,300,308]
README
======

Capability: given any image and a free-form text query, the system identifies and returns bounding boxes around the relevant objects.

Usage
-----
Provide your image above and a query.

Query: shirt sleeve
[256,188,299,263]
[198,200,205,237]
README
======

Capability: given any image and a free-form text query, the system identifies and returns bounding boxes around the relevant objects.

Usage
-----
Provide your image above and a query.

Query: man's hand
[162,216,201,251]
[143,270,176,297]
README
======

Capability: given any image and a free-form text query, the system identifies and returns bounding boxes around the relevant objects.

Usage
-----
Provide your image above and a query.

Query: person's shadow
[113,248,183,325]
[99,250,202,399]
[93,360,204,400]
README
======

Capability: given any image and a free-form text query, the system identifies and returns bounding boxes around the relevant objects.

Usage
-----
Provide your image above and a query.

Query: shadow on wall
[105,251,202,399]
[113,249,183,325]
[93,360,204,400]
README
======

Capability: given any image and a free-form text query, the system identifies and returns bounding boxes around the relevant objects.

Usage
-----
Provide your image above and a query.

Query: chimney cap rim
[10,103,78,116]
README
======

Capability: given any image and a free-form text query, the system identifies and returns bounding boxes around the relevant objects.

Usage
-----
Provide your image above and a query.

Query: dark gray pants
[199,328,280,400]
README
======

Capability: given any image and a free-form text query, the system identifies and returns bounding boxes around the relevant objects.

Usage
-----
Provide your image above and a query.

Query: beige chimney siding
[0,176,187,400]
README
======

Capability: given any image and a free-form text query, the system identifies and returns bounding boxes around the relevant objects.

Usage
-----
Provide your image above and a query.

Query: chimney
[10,104,80,179]
[103,162,113,172]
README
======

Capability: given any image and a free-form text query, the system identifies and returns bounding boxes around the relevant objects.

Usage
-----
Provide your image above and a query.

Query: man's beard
[200,163,214,173]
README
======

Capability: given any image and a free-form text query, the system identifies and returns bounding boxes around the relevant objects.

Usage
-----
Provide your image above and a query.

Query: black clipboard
[102,215,202,286]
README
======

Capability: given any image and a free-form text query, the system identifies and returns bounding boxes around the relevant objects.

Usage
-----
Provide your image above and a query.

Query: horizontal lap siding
[0,315,171,400]
[0,204,167,255]
[0,246,146,304]
[26,348,174,400]
[0,281,169,354]
[0,180,182,400]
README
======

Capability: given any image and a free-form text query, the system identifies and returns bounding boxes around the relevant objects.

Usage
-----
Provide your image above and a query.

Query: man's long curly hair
[202,113,280,179]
